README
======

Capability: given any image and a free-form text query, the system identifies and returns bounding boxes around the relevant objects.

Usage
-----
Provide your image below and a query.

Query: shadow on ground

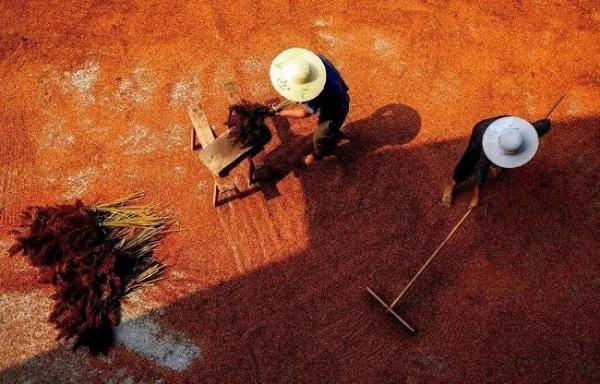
[2,115,599,383]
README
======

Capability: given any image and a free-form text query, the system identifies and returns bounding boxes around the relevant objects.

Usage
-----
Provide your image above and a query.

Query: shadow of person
[15,116,600,383]
[257,103,421,183]
[336,103,421,163]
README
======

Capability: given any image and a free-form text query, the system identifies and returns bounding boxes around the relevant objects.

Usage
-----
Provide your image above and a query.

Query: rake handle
[543,94,566,119]
[389,208,473,308]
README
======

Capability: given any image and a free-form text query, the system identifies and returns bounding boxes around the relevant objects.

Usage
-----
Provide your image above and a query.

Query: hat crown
[498,128,524,154]
[282,59,311,85]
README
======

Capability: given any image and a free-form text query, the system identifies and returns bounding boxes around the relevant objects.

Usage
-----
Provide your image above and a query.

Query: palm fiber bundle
[8,192,173,355]
[225,99,273,147]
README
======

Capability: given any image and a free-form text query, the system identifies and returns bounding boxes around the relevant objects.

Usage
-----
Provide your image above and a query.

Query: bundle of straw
[9,192,175,355]
[225,99,273,147]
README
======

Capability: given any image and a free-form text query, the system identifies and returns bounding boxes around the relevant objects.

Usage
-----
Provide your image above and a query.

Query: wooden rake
[367,208,473,333]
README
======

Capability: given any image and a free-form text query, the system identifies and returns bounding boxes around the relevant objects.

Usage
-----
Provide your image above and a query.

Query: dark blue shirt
[303,54,349,123]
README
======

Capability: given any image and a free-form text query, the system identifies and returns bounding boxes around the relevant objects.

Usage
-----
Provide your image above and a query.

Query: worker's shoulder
[478,115,508,124]
[474,115,508,129]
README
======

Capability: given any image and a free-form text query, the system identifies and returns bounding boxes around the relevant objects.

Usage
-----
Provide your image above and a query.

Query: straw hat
[482,116,539,168]
[270,48,326,102]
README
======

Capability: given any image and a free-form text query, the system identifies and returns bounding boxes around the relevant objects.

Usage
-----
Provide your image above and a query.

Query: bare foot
[468,186,480,209]
[442,184,454,207]
[303,153,316,166]
[468,196,479,209]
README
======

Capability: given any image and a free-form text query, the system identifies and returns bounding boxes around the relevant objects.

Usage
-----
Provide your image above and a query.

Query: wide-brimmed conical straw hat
[482,116,539,168]
[270,47,326,102]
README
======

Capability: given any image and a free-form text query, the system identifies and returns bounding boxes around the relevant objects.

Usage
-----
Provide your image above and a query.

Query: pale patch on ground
[173,166,185,175]
[0,239,9,255]
[196,180,208,194]
[62,166,100,199]
[170,77,202,108]
[80,116,110,136]
[318,31,343,50]
[373,34,396,57]
[0,283,201,376]
[124,270,199,314]
[67,60,101,106]
[371,32,407,76]
[37,165,58,187]
[116,282,202,372]
[123,165,139,181]
[165,123,184,147]
[242,57,264,75]
[101,161,114,171]
[314,17,333,27]
[248,82,270,97]
[117,124,184,156]
[114,315,201,372]
[36,60,100,107]
[211,62,237,98]
[113,67,157,110]
[118,124,159,155]
[160,270,201,301]
[243,58,270,96]
[37,118,75,149]
[0,291,56,370]
[0,274,137,381]
[0,168,20,198]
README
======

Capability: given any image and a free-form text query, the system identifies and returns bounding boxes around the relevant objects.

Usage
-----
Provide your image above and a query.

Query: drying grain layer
[1,1,599,383]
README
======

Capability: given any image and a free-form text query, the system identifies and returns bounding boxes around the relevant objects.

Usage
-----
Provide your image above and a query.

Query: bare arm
[276,106,312,118]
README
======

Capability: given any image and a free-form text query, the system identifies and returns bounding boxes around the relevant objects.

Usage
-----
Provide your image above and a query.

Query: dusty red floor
[1,1,599,383]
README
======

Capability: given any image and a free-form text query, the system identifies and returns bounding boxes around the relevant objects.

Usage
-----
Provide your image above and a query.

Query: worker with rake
[270,47,350,166]
[443,115,551,209]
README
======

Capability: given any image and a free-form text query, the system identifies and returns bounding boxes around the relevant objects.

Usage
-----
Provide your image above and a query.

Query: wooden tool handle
[271,99,297,113]
[389,208,473,308]
[543,94,566,119]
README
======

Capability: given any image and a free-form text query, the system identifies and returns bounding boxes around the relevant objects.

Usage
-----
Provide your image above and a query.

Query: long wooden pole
[389,208,473,308]
[544,94,566,119]
[271,99,297,113]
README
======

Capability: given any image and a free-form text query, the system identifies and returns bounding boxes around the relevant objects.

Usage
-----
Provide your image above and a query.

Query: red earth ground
[1,1,599,383]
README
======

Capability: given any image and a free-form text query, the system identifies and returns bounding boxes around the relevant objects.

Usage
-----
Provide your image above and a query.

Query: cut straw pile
[9,192,175,355]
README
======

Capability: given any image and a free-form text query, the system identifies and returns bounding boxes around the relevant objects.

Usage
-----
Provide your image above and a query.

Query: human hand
[267,105,278,116]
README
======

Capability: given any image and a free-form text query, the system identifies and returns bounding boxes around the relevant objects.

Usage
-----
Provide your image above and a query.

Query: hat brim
[482,116,539,168]
[270,48,326,102]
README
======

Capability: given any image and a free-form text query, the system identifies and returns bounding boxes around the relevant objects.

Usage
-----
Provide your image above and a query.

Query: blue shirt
[303,54,349,123]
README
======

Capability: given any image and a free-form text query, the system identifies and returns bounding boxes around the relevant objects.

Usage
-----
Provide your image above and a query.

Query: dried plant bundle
[8,192,174,355]
[225,99,273,147]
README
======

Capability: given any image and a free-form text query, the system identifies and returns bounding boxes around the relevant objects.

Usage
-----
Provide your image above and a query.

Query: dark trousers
[313,93,350,157]
[453,146,480,184]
